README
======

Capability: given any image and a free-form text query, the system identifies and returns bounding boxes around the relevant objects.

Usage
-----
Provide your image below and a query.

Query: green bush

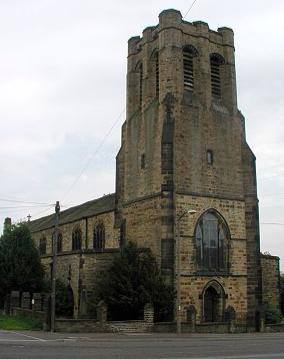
[93,241,175,321]
[265,305,283,324]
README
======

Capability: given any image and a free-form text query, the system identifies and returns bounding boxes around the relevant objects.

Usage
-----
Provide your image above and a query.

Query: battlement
[128,9,234,55]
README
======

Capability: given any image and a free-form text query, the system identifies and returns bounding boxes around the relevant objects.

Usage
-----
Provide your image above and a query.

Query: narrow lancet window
[72,228,82,251]
[93,223,105,251]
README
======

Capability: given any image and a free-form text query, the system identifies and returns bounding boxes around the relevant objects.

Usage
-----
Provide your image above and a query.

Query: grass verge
[0,313,42,330]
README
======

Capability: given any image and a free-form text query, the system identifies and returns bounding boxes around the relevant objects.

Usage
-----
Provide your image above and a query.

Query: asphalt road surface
[0,331,284,359]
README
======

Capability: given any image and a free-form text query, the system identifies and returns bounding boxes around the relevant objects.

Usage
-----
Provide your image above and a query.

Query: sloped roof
[28,193,116,233]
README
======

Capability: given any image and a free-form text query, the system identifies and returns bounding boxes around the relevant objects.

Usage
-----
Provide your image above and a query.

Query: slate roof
[28,193,116,233]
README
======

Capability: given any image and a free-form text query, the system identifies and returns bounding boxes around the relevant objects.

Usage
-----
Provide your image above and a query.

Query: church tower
[115,9,261,326]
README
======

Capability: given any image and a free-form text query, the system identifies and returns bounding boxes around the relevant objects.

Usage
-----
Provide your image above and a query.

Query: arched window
[183,45,198,91]
[210,53,225,99]
[52,232,63,253]
[93,223,105,251]
[72,227,82,251]
[195,210,229,271]
[39,237,46,255]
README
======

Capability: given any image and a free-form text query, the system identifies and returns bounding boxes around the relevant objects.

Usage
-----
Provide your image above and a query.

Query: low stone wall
[108,320,153,333]
[266,323,284,332]
[55,319,105,333]
[55,319,153,333]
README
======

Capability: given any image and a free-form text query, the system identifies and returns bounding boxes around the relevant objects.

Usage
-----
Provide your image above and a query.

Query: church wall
[31,209,119,318]
[261,254,280,310]
[176,193,247,323]
[122,194,162,262]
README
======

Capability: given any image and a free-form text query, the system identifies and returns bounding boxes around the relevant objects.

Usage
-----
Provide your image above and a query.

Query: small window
[93,223,105,251]
[72,228,82,251]
[183,45,198,92]
[210,53,225,99]
[207,150,213,165]
[39,237,46,255]
[141,153,146,169]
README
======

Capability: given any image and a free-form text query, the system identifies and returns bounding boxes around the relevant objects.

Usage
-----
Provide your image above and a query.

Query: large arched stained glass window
[195,211,229,271]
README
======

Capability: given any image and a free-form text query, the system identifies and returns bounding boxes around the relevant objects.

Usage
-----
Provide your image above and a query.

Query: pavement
[0,330,284,358]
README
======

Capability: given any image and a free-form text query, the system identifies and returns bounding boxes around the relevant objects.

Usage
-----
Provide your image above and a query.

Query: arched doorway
[202,281,225,322]
[204,286,219,322]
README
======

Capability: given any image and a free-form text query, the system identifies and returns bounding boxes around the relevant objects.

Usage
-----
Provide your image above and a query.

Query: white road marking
[0,339,41,342]
[2,330,45,342]
[165,353,284,359]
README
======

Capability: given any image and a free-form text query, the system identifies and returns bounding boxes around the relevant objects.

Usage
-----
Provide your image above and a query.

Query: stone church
[26,9,280,326]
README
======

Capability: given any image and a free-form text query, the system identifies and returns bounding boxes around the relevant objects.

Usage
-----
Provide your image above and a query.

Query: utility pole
[51,201,60,332]
[176,220,182,334]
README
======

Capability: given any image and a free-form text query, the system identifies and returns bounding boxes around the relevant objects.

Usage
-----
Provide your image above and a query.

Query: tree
[55,279,74,318]
[0,223,45,307]
[93,241,175,321]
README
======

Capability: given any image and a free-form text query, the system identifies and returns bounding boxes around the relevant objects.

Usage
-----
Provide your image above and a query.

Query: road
[0,331,284,358]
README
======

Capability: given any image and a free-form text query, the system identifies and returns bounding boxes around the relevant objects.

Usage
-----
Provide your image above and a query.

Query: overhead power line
[61,107,125,201]
[261,222,284,226]
[0,204,53,210]
[183,0,199,19]
[0,197,53,205]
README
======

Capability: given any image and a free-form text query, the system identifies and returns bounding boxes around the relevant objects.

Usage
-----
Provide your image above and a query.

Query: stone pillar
[32,293,42,312]
[79,289,87,318]
[186,305,196,333]
[224,306,236,333]
[42,295,51,331]
[21,292,31,310]
[11,291,21,309]
[97,301,107,326]
[4,294,11,315]
[144,303,154,323]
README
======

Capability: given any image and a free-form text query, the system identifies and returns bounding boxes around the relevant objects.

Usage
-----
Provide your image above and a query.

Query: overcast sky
[0,0,283,269]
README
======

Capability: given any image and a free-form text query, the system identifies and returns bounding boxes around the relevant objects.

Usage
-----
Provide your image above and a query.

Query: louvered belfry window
[183,46,198,91]
[210,53,225,99]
